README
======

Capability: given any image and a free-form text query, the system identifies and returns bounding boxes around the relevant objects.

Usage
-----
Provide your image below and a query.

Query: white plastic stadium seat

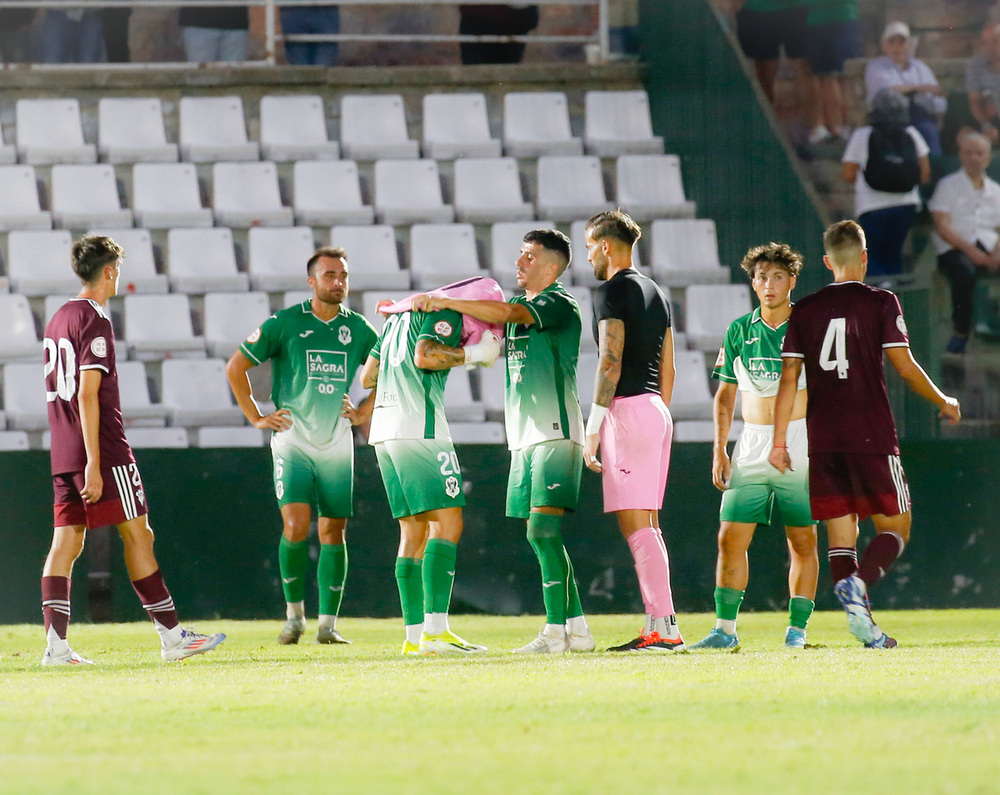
[0,165,53,231]
[584,90,664,156]
[670,350,714,420]
[123,294,207,360]
[6,230,78,296]
[685,284,753,352]
[196,426,266,448]
[0,294,41,362]
[15,98,97,165]
[43,296,78,325]
[284,290,313,308]
[247,226,316,291]
[260,94,340,162]
[0,431,30,451]
[409,223,483,290]
[117,360,169,427]
[616,155,696,220]
[329,225,409,291]
[98,97,179,163]
[449,422,505,444]
[203,291,271,358]
[3,362,49,430]
[535,156,612,223]
[454,158,533,224]
[475,358,505,422]
[576,351,599,414]
[0,122,15,164]
[179,96,260,163]
[488,220,554,289]
[444,367,486,422]
[132,163,213,229]
[166,228,249,293]
[292,160,374,227]
[125,427,189,449]
[340,95,420,161]
[51,164,134,229]
[359,291,404,328]
[160,358,245,427]
[422,93,501,159]
[650,219,729,287]
[567,286,597,351]
[86,227,168,294]
[503,92,583,157]
[374,159,454,225]
[212,161,293,228]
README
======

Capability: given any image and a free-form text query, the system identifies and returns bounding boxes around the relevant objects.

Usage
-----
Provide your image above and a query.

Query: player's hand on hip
[583,433,602,473]
[768,446,792,473]
[940,396,961,424]
[82,462,103,504]
[256,408,292,432]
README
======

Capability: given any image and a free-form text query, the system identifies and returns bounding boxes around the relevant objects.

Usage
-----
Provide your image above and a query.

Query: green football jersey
[368,308,463,443]
[505,283,584,450]
[712,306,806,397]
[240,301,378,447]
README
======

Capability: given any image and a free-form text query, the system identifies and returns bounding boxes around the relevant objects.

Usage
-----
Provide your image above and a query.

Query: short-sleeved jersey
[592,269,671,397]
[44,298,134,475]
[368,308,463,443]
[240,301,378,448]
[782,281,909,454]
[713,307,807,397]
[505,282,584,450]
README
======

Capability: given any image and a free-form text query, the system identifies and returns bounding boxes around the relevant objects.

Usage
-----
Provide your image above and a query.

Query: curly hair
[72,235,124,284]
[739,241,803,279]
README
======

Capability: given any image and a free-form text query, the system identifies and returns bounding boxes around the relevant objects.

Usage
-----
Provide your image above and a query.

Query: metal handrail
[2,0,609,66]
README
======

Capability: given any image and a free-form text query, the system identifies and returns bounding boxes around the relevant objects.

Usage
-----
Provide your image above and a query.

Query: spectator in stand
[280,4,340,66]
[459,4,539,65]
[967,21,1000,146]
[36,5,105,63]
[179,5,249,63]
[929,131,1000,354]
[0,8,35,63]
[865,22,947,157]
[102,7,132,63]
[732,0,810,109]
[841,88,931,278]
[804,0,860,145]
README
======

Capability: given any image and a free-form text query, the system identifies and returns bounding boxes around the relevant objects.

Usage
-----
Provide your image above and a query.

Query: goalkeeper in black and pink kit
[770,220,960,648]
[40,235,225,666]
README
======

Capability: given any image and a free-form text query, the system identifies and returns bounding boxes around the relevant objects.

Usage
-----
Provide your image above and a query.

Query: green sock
[527,513,570,624]
[279,537,309,604]
[565,547,584,620]
[318,543,347,617]
[789,596,815,630]
[715,586,745,622]
[394,557,424,627]
[422,539,457,615]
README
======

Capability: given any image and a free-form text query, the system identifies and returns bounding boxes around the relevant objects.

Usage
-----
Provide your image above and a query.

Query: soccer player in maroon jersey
[769,220,960,648]
[41,235,225,665]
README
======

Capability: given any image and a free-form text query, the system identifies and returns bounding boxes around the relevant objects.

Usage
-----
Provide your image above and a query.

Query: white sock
[566,615,589,636]
[423,612,448,635]
[318,614,337,630]
[643,614,654,634]
[652,614,680,639]
[158,622,183,648]
[405,623,423,644]
[286,601,305,621]
[716,618,737,636]
[542,623,567,639]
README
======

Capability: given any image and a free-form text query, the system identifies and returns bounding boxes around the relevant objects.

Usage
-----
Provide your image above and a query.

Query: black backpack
[863,125,920,193]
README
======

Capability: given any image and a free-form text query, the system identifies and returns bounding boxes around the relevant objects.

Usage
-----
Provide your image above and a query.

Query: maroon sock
[42,576,71,641]
[858,532,905,589]
[828,547,859,585]
[131,570,179,631]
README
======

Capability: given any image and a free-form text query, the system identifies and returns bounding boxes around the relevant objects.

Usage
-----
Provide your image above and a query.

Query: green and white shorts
[506,439,583,519]
[374,438,467,519]
[720,418,814,527]
[271,426,354,518]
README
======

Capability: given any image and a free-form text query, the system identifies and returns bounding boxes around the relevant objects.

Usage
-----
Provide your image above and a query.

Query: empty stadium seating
[98,97,179,164]
[422,93,501,159]
[260,94,340,162]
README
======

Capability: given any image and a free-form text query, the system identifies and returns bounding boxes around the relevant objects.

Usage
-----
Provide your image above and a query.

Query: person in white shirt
[929,131,1000,354]
[842,88,931,277]
[865,21,947,156]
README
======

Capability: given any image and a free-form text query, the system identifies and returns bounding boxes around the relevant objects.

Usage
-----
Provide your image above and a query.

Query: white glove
[463,330,501,368]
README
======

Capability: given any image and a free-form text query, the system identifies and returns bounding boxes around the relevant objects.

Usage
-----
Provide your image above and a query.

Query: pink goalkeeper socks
[626,527,676,618]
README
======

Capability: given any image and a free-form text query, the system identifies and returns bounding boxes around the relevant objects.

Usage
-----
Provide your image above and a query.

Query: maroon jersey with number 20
[782,281,909,456]
[44,298,134,475]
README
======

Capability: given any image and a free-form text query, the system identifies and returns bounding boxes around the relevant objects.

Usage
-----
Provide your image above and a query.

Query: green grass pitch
[2,610,999,794]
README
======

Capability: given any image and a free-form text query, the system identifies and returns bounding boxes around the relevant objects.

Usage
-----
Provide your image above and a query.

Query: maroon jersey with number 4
[44,298,134,475]
[782,281,909,455]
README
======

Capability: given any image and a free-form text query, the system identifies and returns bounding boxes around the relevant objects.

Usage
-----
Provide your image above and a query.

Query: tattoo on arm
[594,318,624,406]
[415,339,466,371]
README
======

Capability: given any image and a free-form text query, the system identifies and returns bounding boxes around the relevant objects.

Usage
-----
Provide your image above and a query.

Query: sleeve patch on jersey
[896,315,908,336]
[434,320,453,337]
[247,327,262,343]
[90,336,107,358]
[714,347,725,368]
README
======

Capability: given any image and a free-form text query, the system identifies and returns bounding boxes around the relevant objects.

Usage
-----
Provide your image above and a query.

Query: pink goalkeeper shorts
[600,394,673,513]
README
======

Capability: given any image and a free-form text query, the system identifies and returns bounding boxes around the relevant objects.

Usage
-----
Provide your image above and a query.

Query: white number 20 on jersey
[819,318,849,379]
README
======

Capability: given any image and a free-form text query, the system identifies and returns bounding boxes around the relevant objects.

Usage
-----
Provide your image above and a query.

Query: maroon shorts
[808,452,911,521]
[53,462,149,529]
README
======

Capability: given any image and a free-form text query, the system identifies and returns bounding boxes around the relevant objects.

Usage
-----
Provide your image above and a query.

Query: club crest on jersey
[434,320,453,337]
[307,349,347,382]
[714,348,725,368]
[444,476,460,498]
[247,327,262,344]
[90,336,107,357]
[896,315,908,336]
[338,325,352,345]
